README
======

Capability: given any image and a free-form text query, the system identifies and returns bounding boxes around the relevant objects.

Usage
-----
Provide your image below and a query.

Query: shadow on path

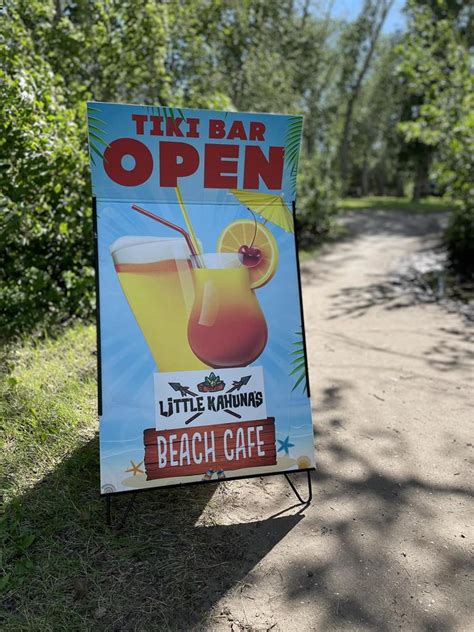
[277,381,474,631]
[338,209,448,240]
[2,437,305,630]
[314,211,474,324]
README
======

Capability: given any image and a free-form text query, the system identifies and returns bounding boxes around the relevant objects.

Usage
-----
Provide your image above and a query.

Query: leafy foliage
[397,1,474,275]
[0,6,93,338]
[1,0,346,337]
[296,155,340,249]
[0,1,234,338]
[2,0,472,338]
[446,207,474,275]
[349,39,406,196]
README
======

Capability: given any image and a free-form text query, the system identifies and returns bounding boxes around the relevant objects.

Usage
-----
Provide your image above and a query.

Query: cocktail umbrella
[230,189,294,233]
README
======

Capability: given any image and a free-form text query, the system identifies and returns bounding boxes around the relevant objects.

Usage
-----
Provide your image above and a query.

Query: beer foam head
[110,236,192,264]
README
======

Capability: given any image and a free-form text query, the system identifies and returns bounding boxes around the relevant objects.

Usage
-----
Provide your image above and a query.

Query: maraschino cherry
[238,244,262,267]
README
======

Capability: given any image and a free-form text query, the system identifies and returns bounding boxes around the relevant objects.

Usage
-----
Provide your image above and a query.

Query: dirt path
[204,210,473,631]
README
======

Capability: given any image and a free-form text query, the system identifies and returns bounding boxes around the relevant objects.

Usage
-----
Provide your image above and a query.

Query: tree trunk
[53,0,63,25]
[340,97,355,188]
[412,152,431,202]
[379,172,386,196]
[339,0,394,192]
[361,159,369,196]
[395,174,404,197]
[412,169,422,202]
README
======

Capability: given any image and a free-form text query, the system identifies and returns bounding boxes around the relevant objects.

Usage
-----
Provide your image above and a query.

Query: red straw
[131,204,198,257]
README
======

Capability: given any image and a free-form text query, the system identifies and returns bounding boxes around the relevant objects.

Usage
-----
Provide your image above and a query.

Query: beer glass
[111,236,207,371]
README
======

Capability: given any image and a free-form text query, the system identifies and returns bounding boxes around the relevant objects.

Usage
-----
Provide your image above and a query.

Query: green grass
[0,327,98,622]
[1,326,98,500]
[298,246,321,263]
[0,326,256,630]
[338,195,454,214]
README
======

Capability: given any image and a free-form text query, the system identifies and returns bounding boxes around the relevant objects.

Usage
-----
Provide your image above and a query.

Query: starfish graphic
[277,436,295,456]
[126,460,144,476]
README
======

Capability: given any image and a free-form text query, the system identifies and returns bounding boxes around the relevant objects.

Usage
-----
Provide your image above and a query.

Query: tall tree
[350,38,405,196]
[398,0,474,272]
[337,0,394,191]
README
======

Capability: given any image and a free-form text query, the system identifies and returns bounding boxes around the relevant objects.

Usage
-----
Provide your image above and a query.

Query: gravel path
[206,210,473,632]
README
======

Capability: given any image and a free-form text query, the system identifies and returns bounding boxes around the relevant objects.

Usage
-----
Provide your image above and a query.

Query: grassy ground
[0,326,242,630]
[298,247,321,264]
[1,327,97,501]
[338,195,454,213]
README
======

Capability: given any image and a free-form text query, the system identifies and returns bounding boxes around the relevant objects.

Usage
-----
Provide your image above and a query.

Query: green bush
[446,204,474,277]
[397,2,474,277]
[296,156,340,249]
[0,9,94,339]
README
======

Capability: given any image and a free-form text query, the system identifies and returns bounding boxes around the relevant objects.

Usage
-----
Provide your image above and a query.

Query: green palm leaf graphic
[284,116,303,197]
[89,132,108,146]
[290,329,308,394]
[147,105,186,123]
[87,116,106,125]
[87,106,108,164]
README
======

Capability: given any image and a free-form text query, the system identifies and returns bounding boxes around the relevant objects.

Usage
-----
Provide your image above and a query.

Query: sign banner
[87,102,314,494]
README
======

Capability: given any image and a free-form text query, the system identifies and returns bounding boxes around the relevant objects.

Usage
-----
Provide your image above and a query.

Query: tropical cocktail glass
[110,236,207,371]
[187,253,268,367]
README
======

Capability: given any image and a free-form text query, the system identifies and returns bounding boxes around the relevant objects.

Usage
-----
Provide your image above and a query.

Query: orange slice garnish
[217,220,279,289]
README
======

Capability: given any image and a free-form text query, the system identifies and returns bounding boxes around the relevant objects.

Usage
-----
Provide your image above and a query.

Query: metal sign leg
[284,469,312,504]
[105,492,137,529]
[106,495,111,526]
[104,469,313,529]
